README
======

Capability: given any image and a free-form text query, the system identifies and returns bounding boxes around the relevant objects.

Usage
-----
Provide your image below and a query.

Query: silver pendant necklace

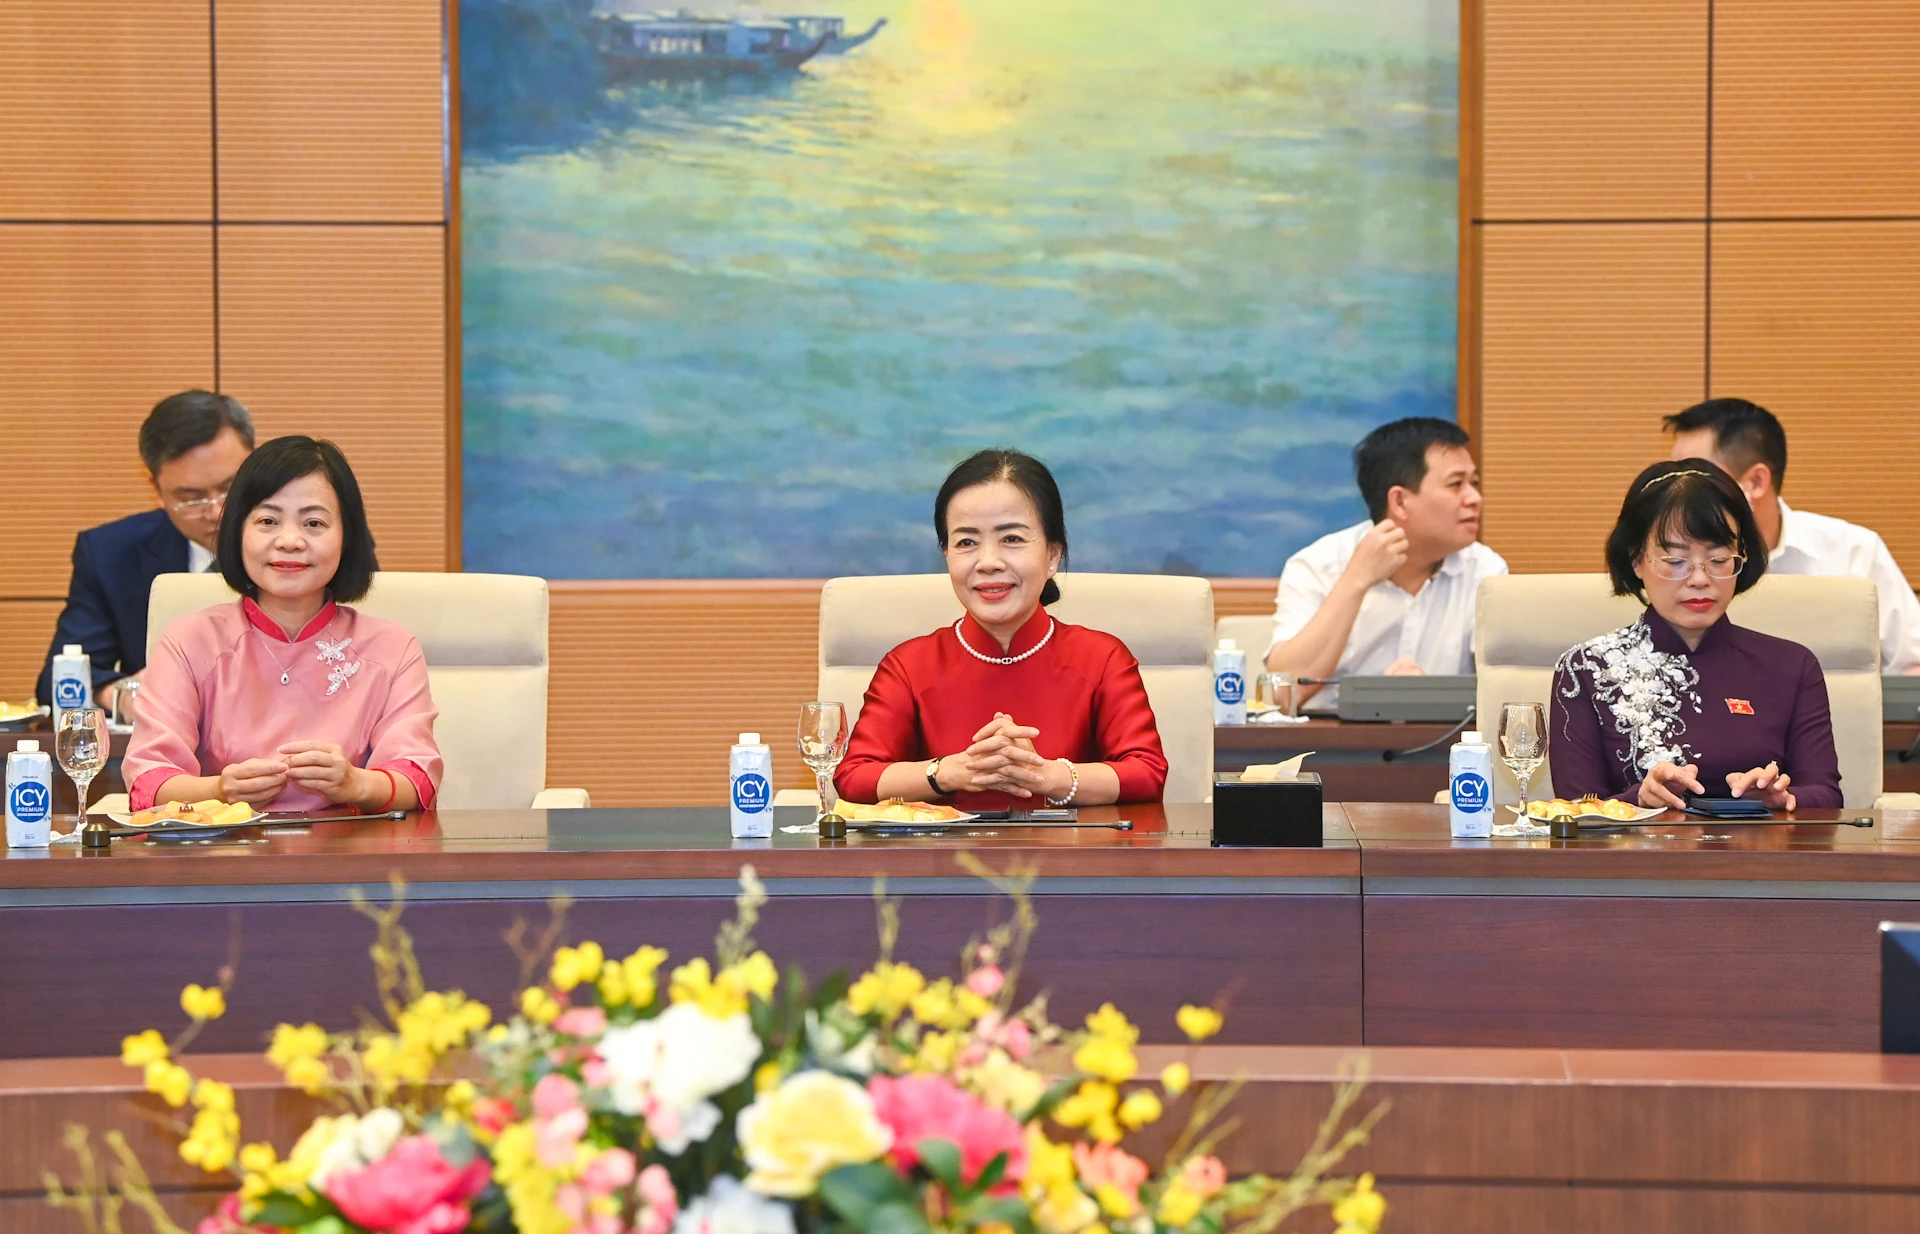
[953,617,1055,665]
[259,637,297,685]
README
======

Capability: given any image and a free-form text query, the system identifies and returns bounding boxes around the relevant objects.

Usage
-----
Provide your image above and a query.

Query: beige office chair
[807,573,1215,803]
[141,572,588,810]
[1475,573,1885,808]
[1215,615,1276,669]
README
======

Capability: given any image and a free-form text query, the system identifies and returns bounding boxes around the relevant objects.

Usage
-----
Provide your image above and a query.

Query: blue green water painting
[460,0,1457,578]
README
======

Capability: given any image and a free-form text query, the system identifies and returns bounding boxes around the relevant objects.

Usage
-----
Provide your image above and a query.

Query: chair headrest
[820,573,1213,667]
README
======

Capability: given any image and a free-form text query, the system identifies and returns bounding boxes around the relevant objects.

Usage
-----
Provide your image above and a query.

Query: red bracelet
[375,768,399,813]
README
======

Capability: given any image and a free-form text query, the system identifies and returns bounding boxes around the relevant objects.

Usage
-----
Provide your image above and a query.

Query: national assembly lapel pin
[1726,698,1755,715]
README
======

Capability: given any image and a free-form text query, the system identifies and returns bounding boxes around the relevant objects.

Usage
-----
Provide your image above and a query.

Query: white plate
[1507,803,1668,825]
[108,808,267,835]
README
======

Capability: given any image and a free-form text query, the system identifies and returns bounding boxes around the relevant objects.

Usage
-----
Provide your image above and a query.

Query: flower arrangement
[49,864,1387,1234]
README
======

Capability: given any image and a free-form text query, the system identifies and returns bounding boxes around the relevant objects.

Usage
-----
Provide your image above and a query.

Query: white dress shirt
[1268,520,1509,710]
[1769,499,1920,673]
[187,540,216,574]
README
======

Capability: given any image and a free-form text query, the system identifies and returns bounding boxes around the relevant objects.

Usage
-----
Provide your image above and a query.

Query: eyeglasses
[1649,553,1745,582]
[167,494,227,518]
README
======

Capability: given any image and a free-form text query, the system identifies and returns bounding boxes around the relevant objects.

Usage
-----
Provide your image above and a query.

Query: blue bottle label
[1451,772,1490,813]
[8,779,50,825]
[53,677,87,708]
[1214,671,1245,704]
[732,773,770,814]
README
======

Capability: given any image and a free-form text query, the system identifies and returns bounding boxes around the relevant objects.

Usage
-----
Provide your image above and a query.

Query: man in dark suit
[37,391,255,709]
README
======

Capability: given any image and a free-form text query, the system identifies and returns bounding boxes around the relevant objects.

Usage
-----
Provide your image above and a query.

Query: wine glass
[55,706,109,830]
[797,702,851,836]
[1498,702,1548,838]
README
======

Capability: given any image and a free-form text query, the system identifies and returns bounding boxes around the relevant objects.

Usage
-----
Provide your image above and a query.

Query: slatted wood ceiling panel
[0,0,211,220]
[1211,579,1277,619]
[0,603,62,705]
[548,583,821,807]
[1712,0,1920,217]
[0,227,216,597]
[1480,0,1707,219]
[1711,222,1920,586]
[1478,225,1705,573]
[215,0,445,221]
[217,226,449,570]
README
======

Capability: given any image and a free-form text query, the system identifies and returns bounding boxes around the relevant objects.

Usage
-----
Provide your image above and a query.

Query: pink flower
[533,1073,583,1119]
[555,1007,608,1038]
[1074,1142,1149,1193]
[965,966,1005,998]
[471,1097,517,1137]
[635,1163,679,1234]
[1180,1156,1227,1198]
[536,1106,589,1168]
[867,1074,1027,1188]
[583,1147,637,1196]
[324,1135,489,1234]
[196,1193,272,1234]
[583,1057,613,1088]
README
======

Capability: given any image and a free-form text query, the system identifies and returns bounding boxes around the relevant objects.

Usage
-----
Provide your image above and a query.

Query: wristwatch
[925,757,944,797]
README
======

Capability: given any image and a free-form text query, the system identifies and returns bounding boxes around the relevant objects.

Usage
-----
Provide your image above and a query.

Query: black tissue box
[1211,772,1324,847]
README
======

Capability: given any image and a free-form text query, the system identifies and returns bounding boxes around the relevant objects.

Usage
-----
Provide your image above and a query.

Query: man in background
[1665,397,1920,673]
[1266,416,1507,710]
[37,390,255,709]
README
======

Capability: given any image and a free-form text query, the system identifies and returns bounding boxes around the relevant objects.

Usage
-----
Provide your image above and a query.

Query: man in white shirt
[1267,417,1508,709]
[1666,397,1920,673]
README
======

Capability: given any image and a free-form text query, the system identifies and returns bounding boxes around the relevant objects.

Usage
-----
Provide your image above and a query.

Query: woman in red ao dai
[834,450,1167,811]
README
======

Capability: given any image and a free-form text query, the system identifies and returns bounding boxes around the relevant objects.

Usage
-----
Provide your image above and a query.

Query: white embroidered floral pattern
[1557,620,1700,778]
[317,637,360,696]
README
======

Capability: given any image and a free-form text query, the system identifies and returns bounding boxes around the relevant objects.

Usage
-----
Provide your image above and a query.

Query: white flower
[673,1177,796,1234]
[352,1107,406,1163]
[597,1002,760,1154]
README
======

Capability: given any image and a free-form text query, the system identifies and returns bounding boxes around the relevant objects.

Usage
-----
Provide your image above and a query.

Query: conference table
[5,803,1917,1062]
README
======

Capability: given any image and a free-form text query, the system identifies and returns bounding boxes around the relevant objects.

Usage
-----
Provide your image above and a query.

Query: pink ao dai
[125,598,442,812]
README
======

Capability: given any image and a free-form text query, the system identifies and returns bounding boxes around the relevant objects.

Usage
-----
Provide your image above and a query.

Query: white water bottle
[6,740,55,848]
[1449,730,1494,838]
[729,732,773,839]
[1212,639,1248,726]
[50,644,92,720]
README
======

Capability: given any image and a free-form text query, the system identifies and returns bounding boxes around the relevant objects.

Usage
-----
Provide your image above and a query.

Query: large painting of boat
[459,0,1460,580]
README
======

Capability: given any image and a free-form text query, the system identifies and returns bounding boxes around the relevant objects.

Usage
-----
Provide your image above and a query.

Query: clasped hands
[936,713,1071,800]
[1638,760,1796,812]
[217,741,373,807]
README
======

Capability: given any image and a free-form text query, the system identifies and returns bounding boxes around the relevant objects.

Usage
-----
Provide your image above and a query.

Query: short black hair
[1605,459,1768,601]
[217,436,379,604]
[1662,397,1788,492]
[934,449,1069,606]
[1353,417,1473,521]
[138,389,255,474]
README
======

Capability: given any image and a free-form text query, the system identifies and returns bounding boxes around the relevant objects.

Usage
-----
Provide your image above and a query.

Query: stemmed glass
[1497,702,1549,838]
[55,706,110,844]
[797,702,851,837]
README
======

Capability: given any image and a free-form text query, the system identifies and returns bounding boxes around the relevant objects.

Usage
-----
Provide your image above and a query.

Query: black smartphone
[1681,793,1773,820]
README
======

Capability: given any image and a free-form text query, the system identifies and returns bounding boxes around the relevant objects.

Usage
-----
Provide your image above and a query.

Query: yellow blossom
[1025,1128,1076,1198]
[739,1070,893,1196]
[1175,1005,1223,1042]
[1155,1181,1203,1228]
[727,951,779,1002]
[910,979,957,1028]
[179,1085,242,1175]
[145,1060,193,1108]
[913,1030,960,1074]
[1055,1079,1121,1140]
[285,1055,330,1095]
[363,1032,434,1092]
[754,1061,785,1093]
[1094,1183,1138,1219]
[445,1079,477,1116]
[1117,1089,1162,1130]
[267,1022,328,1070]
[1160,1062,1191,1096]
[239,1142,277,1175]
[491,1121,573,1234]
[1084,1004,1138,1045]
[1035,1181,1100,1234]
[549,942,605,991]
[193,1078,235,1112]
[619,945,670,1006]
[398,991,491,1059]
[597,965,629,1006]
[180,984,227,1021]
[846,961,925,1022]
[1072,1035,1137,1084]
[1332,1173,1386,1234]
[971,1049,1046,1114]
[120,1029,168,1068]
[668,957,750,1018]
[520,987,560,1025]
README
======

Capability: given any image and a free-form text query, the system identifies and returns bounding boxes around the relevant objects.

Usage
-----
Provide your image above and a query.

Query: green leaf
[295,1219,350,1234]
[869,1200,935,1234]
[1024,1074,1081,1122]
[250,1192,333,1227]
[819,1162,915,1225]
[966,1195,1036,1234]
[972,1150,1010,1196]
[814,970,851,1009]
[915,1137,964,1192]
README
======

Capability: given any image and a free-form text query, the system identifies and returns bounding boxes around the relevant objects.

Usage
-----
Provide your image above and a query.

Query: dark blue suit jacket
[37,509,192,705]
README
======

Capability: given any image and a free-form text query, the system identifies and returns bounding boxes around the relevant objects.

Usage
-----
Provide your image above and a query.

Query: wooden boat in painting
[784,15,888,54]
[595,12,835,78]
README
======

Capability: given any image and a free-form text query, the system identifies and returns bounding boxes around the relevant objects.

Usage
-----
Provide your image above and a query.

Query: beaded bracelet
[1045,759,1079,806]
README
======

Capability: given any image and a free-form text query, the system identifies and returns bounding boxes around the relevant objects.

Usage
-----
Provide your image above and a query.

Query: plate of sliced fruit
[109,798,266,835]
[833,800,979,827]
[1511,796,1668,826]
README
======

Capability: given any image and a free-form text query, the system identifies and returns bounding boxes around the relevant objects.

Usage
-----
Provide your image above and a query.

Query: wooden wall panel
[215,0,446,222]
[0,0,211,220]
[1477,225,1705,573]
[217,226,449,571]
[548,582,821,807]
[0,602,62,705]
[1479,0,1707,220]
[1711,221,1920,584]
[1712,0,1920,218]
[0,226,216,597]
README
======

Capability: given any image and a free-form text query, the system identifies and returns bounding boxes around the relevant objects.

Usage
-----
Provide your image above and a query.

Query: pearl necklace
[953,617,1055,665]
